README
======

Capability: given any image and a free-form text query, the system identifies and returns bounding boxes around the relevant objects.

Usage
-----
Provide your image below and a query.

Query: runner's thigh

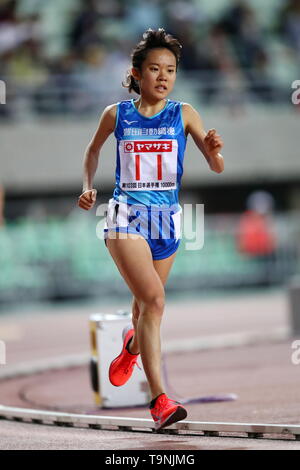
[106,233,165,303]
[153,251,178,286]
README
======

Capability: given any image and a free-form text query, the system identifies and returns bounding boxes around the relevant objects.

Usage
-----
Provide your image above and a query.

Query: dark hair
[123,28,182,95]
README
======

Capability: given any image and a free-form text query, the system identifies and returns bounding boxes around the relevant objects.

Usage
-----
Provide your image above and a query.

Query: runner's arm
[82,104,117,192]
[182,103,224,173]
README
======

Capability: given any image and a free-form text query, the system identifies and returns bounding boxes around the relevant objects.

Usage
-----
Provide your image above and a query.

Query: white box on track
[89,312,150,408]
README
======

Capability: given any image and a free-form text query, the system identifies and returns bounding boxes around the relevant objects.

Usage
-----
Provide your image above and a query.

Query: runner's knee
[138,293,165,317]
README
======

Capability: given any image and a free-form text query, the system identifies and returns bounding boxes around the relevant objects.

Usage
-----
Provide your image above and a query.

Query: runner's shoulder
[181,102,197,115]
[181,103,199,128]
[100,103,118,131]
[103,103,118,119]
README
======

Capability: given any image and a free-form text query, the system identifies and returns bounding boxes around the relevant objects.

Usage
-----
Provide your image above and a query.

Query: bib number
[119,140,178,191]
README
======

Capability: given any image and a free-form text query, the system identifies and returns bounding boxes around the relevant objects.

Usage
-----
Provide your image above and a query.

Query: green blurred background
[0,0,300,309]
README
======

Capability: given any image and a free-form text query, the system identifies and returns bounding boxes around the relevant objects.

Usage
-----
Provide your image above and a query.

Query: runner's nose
[158,70,167,81]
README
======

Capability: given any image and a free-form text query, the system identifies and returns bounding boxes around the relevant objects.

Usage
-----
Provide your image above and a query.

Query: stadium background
[0,0,300,308]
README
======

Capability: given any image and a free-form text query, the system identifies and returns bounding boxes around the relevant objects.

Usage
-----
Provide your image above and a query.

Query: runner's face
[133,48,177,99]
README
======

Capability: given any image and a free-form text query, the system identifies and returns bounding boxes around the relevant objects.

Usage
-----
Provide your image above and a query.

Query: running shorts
[103,197,182,260]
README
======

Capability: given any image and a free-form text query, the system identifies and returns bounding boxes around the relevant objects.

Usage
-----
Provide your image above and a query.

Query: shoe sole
[155,406,187,431]
[109,325,134,387]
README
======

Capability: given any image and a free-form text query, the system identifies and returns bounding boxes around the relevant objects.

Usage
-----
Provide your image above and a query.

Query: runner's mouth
[155,85,167,92]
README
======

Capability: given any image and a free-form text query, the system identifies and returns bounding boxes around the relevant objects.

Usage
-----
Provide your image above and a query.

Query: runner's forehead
[144,49,176,66]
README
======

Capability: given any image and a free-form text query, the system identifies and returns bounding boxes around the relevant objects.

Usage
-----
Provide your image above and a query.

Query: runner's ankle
[126,336,139,355]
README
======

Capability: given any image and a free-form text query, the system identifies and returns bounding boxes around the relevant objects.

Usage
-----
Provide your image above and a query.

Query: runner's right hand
[78,189,97,210]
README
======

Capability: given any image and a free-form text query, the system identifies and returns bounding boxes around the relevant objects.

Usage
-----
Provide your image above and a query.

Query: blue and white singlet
[112,98,187,208]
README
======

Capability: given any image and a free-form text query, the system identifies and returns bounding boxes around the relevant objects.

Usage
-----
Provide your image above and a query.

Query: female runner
[78,28,224,431]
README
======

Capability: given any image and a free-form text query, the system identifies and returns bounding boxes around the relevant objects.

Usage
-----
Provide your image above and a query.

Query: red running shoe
[150,393,187,431]
[109,324,140,387]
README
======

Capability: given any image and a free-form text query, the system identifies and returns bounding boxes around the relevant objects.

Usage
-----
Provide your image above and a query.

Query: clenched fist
[203,129,223,158]
[78,189,97,210]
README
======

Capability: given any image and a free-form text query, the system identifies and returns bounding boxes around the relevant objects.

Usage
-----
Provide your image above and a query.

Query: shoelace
[154,395,180,413]
[124,358,142,375]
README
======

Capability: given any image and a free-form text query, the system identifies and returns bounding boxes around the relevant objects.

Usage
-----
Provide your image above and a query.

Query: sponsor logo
[124,141,173,153]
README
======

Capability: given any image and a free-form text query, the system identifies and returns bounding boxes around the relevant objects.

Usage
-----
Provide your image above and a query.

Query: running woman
[78,28,224,431]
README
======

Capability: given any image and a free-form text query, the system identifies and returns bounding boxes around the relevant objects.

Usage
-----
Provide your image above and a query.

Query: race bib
[119,140,178,191]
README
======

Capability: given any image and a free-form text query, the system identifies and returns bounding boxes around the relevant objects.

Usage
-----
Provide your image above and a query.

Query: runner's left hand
[204,129,223,157]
